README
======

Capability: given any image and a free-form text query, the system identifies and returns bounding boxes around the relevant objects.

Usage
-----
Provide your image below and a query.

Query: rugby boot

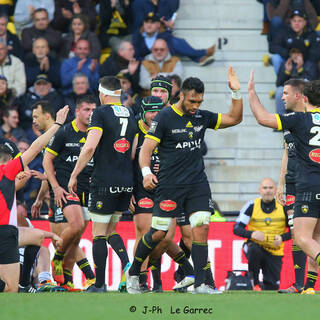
[86,284,107,293]
[51,259,64,284]
[301,288,315,295]
[278,284,302,293]
[173,276,195,292]
[193,283,223,294]
[125,269,141,294]
[18,284,37,293]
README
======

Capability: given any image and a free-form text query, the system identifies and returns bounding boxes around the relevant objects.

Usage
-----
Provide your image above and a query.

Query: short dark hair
[284,79,306,93]
[2,107,16,118]
[0,144,12,163]
[32,100,55,119]
[76,95,97,109]
[99,76,121,91]
[33,8,48,17]
[181,77,204,94]
[0,13,8,22]
[303,80,320,107]
[168,74,182,88]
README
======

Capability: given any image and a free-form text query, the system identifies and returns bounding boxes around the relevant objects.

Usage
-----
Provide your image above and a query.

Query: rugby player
[249,71,320,294]
[68,76,137,292]
[0,105,68,292]
[43,96,97,289]
[126,67,243,294]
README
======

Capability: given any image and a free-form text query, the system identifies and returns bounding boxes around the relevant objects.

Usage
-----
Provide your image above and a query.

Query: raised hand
[228,66,240,91]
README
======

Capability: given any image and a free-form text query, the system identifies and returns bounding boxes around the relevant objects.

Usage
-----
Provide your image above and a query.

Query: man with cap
[17,74,64,130]
[68,76,138,292]
[269,9,320,76]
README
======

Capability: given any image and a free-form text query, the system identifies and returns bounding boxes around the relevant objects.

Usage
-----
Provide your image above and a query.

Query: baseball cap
[291,9,307,19]
[144,12,160,23]
[35,74,50,84]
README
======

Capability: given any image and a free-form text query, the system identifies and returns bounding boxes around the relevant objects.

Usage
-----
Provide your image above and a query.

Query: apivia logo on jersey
[66,155,94,166]
[175,138,202,151]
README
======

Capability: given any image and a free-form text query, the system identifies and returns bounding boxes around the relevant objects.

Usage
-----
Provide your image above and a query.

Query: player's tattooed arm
[248,69,278,129]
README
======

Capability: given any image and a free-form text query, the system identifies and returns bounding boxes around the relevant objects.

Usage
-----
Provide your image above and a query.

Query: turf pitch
[1,291,319,320]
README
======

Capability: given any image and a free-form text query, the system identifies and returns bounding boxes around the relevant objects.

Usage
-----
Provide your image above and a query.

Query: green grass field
[1,291,319,320]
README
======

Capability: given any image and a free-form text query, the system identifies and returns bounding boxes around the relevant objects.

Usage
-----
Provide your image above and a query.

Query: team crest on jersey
[149,121,158,134]
[66,193,80,202]
[160,200,177,212]
[111,105,130,117]
[79,137,86,143]
[285,195,296,206]
[312,113,320,125]
[138,198,154,209]
[186,121,193,128]
[301,205,309,214]
[188,131,193,139]
[309,148,320,163]
[96,201,103,209]
[264,218,271,225]
[114,138,130,153]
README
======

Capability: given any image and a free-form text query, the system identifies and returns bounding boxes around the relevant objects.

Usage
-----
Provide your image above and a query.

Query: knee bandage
[189,211,211,228]
[151,216,172,231]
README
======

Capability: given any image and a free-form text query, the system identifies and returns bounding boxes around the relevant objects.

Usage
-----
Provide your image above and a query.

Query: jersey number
[119,118,128,136]
[309,126,320,146]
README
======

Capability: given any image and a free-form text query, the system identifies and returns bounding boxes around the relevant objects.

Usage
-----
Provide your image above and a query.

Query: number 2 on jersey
[309,126,320,146]
[120,118,128,136]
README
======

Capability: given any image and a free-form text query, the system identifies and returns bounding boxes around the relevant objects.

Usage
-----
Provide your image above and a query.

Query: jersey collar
[308,108,320,113]
[138,119,148,135]
[171,104,183,117]
[71,120,79,132]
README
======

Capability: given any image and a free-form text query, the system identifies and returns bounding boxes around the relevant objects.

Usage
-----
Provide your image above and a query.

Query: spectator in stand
[60,14,101,60]
[64,73,98,122]
[100,40,140,94]
[0,107,26,143]
[131,0,179,32]
[18,74,64,130]
[21,8,61,60]
[98,0,132,50]
[14,0,55,36]
[0,14,23,59]
[0,75,16,119]
[60,39,99,95]
[275,48,317,114]
[0,1,14,17]
[52,0,97,33]
[24,38,61,89]
[133,12,215,66]
[266,0,318,42]
[0,42,26,97]
[269,9,320,75]
[139,39,183,93]
[168,74,181,104]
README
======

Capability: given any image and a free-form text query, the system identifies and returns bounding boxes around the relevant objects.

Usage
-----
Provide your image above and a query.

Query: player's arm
[248,70,279,129]
[277,145,288,206]
[20,106,69,167]
[139,137,159,190]
[218,67,243,128]
[31,180,49,218]
[131,133,138,160]
[68,128,101,194]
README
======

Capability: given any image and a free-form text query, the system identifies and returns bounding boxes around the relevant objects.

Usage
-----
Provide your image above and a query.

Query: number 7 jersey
[277,109,320,191]
[88,104,138,187]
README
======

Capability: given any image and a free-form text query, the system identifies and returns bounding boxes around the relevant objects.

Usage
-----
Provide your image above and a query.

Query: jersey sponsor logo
[66,143,80,147]
[194,125,203,132]
[109,186,133,193]
[114,138,130,153]
[112,105,130,117]
[312,113,320,125]
[160,200,177,212]
[175,138,202,150]
[138,197,154,208]
[66,193,80,202]
[66,155,94,166]
[285,195,295,206]
[172,128,187,134]
[309,148,320,163]
[79,137,86,143]
[186,121,193,128]
[149,121,158,134]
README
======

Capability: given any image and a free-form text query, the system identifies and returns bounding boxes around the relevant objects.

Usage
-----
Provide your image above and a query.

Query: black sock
[179,238,191,258]
[129,231,160,276]
[107,233,129,270]
[173,251,194,277]
[139,270,148,285]
[191,242,208,288]
[292,245,306,288]
[204,261,215,287]
[150,257,162,287]
[63,269,73,284]
[93,236,107,288]
[77,258,95,280]
[305,271,318,289]
[20,245,40,287]
[0,278,5,292]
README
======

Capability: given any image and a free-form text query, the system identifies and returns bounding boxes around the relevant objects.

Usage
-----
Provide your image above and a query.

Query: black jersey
[88,104,137,187]
[145,105,220,186]
[283,130,298,184]
[133,120,160,187]
[0,137,20,159]
[278,110,320,191]
[46,120,93,191]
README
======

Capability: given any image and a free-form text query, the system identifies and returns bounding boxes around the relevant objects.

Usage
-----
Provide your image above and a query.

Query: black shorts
[176,212,190,226]
[0,225,19,264]
[133,184,155,215]
[153,182,214,219]
[285,183,296,211]
[294,190,320,219]
[88,186,133,215]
